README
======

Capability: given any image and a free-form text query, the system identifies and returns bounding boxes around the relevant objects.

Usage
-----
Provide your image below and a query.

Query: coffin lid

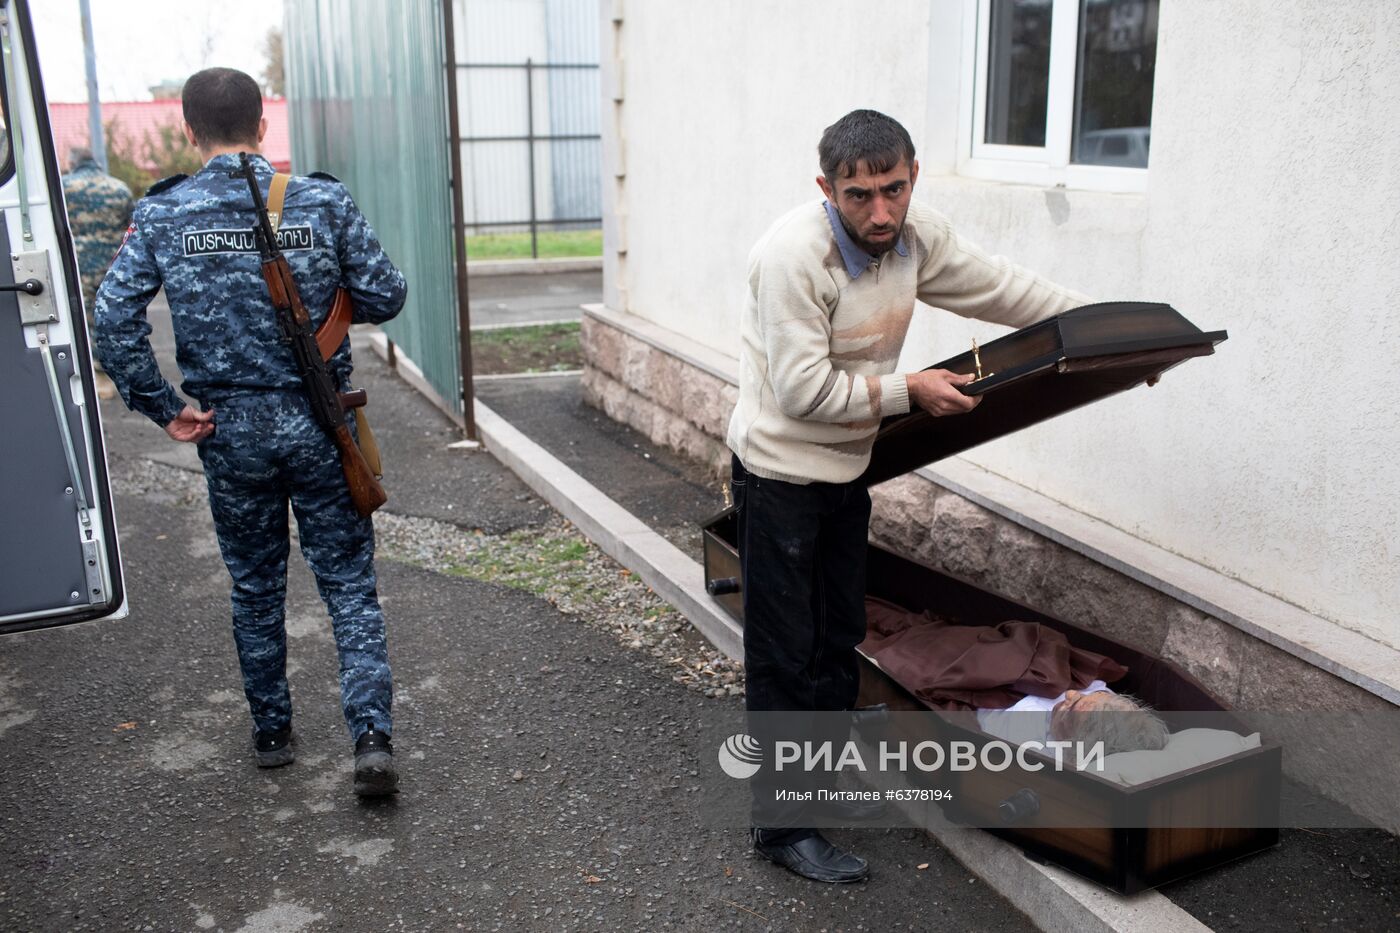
[858,302,1227,488]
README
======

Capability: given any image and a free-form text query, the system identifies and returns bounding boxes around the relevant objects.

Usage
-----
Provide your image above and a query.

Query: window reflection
[1073,0,1158,167]
[985,0,1053,148]
[0,81,9,170]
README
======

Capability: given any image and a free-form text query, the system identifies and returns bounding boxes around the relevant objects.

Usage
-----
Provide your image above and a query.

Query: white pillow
[1097,728,1262,786]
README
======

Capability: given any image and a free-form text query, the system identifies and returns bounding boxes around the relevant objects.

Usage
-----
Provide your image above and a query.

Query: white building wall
[605,1,1400,649]
[614,0,932,348]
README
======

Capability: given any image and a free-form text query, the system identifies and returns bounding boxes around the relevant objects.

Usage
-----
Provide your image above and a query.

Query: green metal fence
[284,0,462,419]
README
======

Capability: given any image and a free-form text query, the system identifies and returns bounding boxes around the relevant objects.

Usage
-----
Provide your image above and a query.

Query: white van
[0,0,126,634]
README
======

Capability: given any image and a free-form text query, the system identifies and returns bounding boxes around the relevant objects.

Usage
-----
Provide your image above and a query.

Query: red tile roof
[48,98,291,174]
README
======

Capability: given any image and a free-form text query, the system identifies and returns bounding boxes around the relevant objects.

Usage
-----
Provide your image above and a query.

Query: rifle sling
[354,407,383,479]
[266,173,290,234]
[267,173,353,362]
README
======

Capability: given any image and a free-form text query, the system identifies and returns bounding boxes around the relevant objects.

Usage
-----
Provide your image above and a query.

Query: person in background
[62,145,134,400]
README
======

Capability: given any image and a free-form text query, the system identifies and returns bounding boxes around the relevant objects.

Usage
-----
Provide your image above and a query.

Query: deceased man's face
[1050,690,1132,741]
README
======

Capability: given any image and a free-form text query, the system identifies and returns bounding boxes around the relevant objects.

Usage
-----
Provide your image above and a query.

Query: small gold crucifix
[972,338,994,382]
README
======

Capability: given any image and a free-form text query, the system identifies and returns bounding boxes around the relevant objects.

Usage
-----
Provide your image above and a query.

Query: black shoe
[752,830,869,883]
[353,729,399,797]
[253,726,294,768]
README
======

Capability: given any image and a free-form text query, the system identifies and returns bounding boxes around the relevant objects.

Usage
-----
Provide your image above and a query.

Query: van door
[0,0,125,634]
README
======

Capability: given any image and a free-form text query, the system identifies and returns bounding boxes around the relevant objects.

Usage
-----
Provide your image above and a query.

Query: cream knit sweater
[726,198,1090,484]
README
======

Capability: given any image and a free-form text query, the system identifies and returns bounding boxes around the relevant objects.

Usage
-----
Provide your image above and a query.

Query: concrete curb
[473,398,743,661]
[470,257,602,276]
[471,318,582,331]
[469,392,1214,933]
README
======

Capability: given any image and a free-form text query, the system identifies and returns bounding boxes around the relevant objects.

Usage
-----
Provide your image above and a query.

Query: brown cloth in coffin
[860,596,1128,712]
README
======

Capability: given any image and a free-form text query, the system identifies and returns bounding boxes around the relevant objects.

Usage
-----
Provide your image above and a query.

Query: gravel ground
[376,511,745,701]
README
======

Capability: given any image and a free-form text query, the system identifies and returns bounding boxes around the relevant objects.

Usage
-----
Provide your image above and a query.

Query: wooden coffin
[702,302,1281,893]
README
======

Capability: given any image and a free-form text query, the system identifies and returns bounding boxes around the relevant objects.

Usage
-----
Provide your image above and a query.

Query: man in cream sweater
[730,110,1091,883]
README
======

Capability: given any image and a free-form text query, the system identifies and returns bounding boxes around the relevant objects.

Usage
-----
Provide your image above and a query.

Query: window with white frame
[965,0,1158,190]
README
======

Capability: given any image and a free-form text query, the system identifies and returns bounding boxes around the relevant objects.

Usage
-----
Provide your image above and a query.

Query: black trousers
[733,456,871,713]
[734,456,871,841]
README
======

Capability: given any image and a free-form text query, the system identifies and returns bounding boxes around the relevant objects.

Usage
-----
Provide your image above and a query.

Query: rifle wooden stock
[333,422,388,516]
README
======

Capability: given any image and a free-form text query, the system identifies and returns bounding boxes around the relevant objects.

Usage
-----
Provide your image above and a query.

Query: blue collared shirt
[823,199,908,280]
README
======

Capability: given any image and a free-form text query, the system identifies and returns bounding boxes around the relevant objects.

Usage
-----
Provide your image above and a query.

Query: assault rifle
[235,152,387,516]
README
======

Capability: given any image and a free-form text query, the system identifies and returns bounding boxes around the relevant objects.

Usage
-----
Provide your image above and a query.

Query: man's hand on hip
[165,405,216,443]
[907,369,980,417]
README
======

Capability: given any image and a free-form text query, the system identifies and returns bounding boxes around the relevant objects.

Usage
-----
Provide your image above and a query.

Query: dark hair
[818,109,916,180]
[182,67,263,148]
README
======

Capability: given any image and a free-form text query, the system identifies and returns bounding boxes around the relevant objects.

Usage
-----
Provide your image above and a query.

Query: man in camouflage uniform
[94,68,407,797]
[61,146,133,400]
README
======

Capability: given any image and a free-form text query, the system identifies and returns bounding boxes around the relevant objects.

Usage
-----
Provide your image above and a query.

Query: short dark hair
[182,67,263,148]
[818,109,916,180]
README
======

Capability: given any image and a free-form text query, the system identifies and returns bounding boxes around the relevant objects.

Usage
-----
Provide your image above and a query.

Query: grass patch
[472,322,582,375]
[442,527,601,602]
[466,229,602,261]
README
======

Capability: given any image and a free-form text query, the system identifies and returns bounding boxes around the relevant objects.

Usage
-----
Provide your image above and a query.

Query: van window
[0,66,12,185]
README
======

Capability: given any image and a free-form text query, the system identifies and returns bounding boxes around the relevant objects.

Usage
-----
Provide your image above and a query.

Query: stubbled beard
[836,210,898,256]
[857,232,897,256]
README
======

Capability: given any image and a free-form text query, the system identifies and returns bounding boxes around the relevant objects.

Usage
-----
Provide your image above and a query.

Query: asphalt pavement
[0,296,1038,931]
[467,270,599,329]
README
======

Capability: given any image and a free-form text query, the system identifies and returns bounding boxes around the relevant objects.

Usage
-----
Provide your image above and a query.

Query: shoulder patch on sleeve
[112,220,138,260]
[308,171,341,184]
[145,173,190,197]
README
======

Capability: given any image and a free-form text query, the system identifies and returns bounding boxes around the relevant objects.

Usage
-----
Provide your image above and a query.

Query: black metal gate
[452,58,602,259]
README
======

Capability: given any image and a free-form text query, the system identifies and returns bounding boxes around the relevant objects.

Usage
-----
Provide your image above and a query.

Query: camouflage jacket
[95,153,408,426]
[61,159,133,279]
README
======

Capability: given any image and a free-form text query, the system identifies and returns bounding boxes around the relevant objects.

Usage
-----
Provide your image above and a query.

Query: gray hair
[69,146,94,165]
[1068,693,1170,755]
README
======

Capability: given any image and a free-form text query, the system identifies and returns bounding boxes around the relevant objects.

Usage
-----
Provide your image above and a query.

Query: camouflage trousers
[197,391,392,743]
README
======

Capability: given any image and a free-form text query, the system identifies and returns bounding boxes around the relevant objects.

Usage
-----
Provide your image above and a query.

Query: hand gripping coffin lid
[93,67,407,798]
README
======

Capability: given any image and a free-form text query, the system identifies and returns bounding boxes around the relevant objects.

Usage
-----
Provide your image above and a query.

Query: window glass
[1072,0,1158,167]
[984,0,1054,147]
[0,65,12,184]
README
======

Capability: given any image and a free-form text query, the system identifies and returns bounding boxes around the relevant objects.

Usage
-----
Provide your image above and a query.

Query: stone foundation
[864,473,1393,715]
[581,313,736,476]
[582,306,1398,829]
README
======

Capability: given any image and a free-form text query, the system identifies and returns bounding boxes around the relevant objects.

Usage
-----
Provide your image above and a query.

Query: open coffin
[702,302,1281,893]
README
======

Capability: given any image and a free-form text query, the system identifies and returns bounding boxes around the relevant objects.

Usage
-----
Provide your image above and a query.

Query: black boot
[752,829,869,883]
[252,726,294,768]
[353,729,399,797]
